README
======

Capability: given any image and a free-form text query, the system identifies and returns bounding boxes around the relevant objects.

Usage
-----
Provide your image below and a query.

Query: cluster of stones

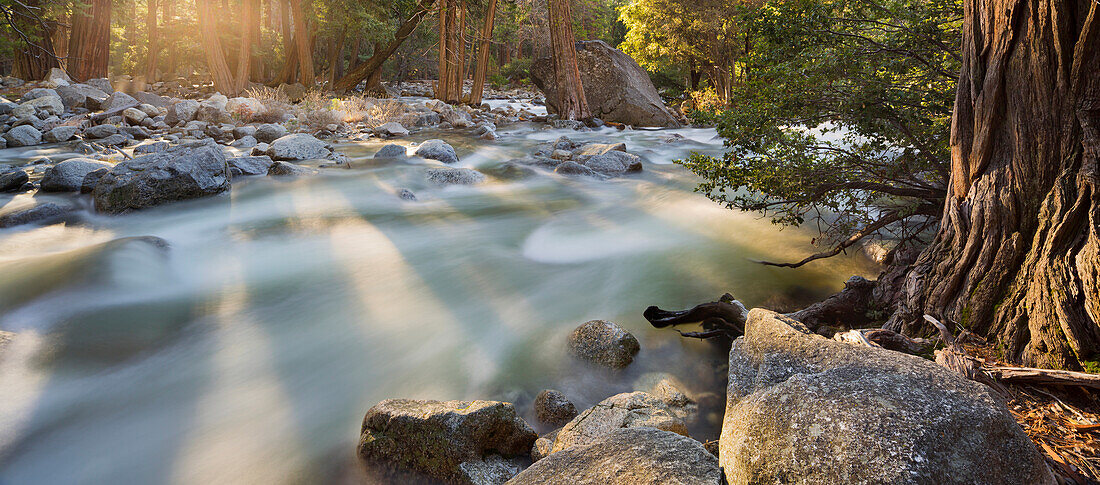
[354,310,1056,485]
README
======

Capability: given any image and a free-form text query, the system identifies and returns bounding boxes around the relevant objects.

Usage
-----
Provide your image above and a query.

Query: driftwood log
[643,293,747,339]
[790,276,877,331]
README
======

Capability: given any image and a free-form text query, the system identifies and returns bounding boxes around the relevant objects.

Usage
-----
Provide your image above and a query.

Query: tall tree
[888,0,1100,370]
[546,0,589,120]
[4,0,62,80]
[436,0,455,101]
[236,0,260,92]
[68,0,111,81]
[197,0,235,94]
[145,0,158,81]
[469,0,498,106]
[289,0,313,85]
[333,0,435,93]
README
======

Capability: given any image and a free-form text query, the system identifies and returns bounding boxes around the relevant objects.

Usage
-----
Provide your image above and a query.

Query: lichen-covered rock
[134,141,169,154]
[374,121,409,138]
[21,95,65,116]
[375,144,408,159]
[568,320,639,368]
[165,99,199,125]
[719,309,1055,485]
[531,41,681,127]
[84,124,119,139]
[633,373,698,422]
[93,144,230,214]
[508,427,720,485]
[101,91,138,112]
[534,390,577,426]
[4,125,42,147]
[265,133,331,161]
[45,125,79,143]
[426,167,486,186]
[56,83,109,110]
[550,392,687,454]
[228,156,275,176]
[40,158,113,192]
[254,123,288,143]
[357,399,537,484]
[554,161,601,178]
[584,152,642,175]
[415,139,459,164]
[0,169,29,192]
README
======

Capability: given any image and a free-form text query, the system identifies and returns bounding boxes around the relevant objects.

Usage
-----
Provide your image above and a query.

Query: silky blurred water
[0,120,876,484]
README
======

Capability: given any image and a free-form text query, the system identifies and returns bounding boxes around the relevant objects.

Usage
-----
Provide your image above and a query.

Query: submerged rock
[719,309,1055,484]
[508,427,720,485]
[426,167,486,186]
[357,399,537,484]
[40,158,113,192]
[415,139,459,164]
[549,392,687,454]
[534,390,577,427]
[568,320,639,368]
[93,144,231,214]
[374,144,408,159]
[0,202,67,228]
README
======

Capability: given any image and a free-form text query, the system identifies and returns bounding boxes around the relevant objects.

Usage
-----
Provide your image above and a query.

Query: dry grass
[240,88,414,131]
[336,97,411,130]
[244,86,291,124]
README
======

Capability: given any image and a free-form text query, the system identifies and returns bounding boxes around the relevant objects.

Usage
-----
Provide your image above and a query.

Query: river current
[0,110,875,484]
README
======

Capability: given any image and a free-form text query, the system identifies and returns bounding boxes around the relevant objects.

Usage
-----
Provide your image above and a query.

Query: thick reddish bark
[333,0,436,94]
[236,0,260,92]
[144,0,159,81]
[68,0,111,81]
[468,0,498,106]
[547,0,590,120]
[289,0,313,86]
[887,0,1100,370]
[197,0,236,94]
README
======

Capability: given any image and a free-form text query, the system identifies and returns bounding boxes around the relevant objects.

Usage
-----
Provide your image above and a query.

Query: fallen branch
[90,101,140,122]
[985,367,1100,390]
[643,293,748,338]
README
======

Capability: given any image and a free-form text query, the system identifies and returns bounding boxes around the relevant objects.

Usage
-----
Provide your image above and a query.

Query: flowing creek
[0,108,877,484]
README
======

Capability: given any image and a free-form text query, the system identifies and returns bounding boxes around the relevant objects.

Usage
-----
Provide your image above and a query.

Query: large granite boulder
[549,392,687,454]
[165,99,199,125]
[568,320,640,368]
[4,125,42,147]
[531,40,681,127]
[357,399,537,484]
[426,167,487,186]
[56,83,109,110]
[93,143,231,214]
[508,427,721,485]
[40,158,113,192]
[719,309,1055,484]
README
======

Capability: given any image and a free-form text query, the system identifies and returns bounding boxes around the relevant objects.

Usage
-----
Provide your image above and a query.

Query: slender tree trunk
[332,0,436,94]
[546,0,590,120]
[68,0,111,81]
[250,0,263,81]
[144,0,159,81]
[289,0,313,86]
[197,0,236,94]
[468,0,498,106]
[235,0,259,92]
[452,0,465,102]
[436,0,452,101]
[277,0,294,83]
[886,0,1100,370]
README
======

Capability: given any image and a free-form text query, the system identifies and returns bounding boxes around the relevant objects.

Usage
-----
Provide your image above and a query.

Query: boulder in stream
[534,390,577,427]
[357,399,537,484]
[265,133,331,161]
[548,391,687,455]
[374,144,408,159]
[426,167,486,186]
[415,139,459,164]
[0,170,29,192]
[719,308,1055,484]
[93,143,231,214]
[40,158,113,192]
[568,320,639,368]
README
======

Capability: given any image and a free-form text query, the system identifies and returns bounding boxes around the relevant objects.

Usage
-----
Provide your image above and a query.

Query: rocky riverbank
[347,308,1055,484]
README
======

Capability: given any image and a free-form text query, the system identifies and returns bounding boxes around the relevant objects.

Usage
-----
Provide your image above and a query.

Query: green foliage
[500,58,532,83]
[679,0,960,254]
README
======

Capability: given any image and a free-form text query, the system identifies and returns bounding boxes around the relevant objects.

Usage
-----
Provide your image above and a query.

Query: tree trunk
[436,0,453,101]
[68,0,111,81]
[886,0,1100,370]
[453,0,466,102]
[10,0,61,80]
[235,0,259,92]
[144,0,159,81]
[289,0,313,86]
[250,0,263,81]
[333,0,436,94]
[197,0,236,95]
[468,0,497,106]
[547,0,590,120]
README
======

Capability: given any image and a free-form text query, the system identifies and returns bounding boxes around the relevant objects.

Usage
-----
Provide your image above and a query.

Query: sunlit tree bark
[197,0,236,94]
[68,0,111,81]
[547,0,590,120]
[289,0,313,86]
[468,0,498,106]
[333,0,435,94]
[888,0,1100,370]
[144,0,159,81]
